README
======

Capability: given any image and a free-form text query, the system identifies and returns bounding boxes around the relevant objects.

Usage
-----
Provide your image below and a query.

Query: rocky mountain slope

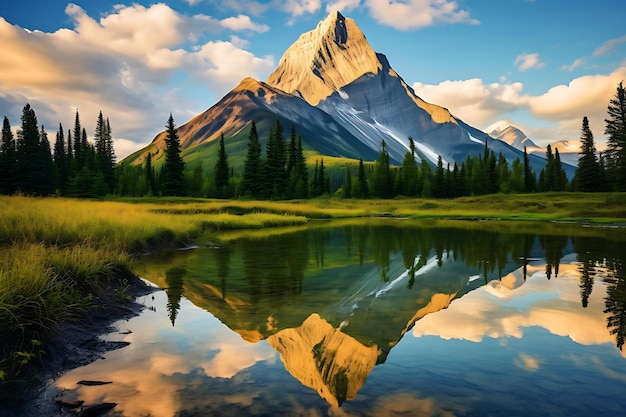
[124,11,575,177]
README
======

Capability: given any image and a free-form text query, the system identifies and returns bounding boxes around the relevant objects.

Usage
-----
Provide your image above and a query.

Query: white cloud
[189,41,275,90]
[365,0,479,31]
[413,63,626,147]
[283,0,322,24]
[220,14,270,32]
[514,53,545,71]
[561,57,586,72]
[0,5,275,159]
[326,0,362,13]
[592,34,626,56]
[413,78,526,126]
[413,266,624,357]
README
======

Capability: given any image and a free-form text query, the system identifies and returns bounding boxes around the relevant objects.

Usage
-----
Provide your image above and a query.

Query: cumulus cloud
[412,63,626,146]
[283,0,322,24]
[221,14,270,32]
[413,265,624,357]
[326,0,362,13]
[0,4,274,158]
[413,79,526,126]
[514,53,546,71]
[365,0,479,31]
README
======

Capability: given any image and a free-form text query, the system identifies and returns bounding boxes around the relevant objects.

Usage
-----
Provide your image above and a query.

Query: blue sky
[1,0,625,158]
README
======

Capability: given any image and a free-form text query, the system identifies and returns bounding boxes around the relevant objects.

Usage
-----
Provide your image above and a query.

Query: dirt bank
[0,273,159,417]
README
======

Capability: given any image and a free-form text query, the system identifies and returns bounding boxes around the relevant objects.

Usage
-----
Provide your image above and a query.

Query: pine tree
[577,116,601,192]
[400,137,418,196]
[288,134,308,199]
[373,140,392,198]
[432,155,446,198]
[357,158,368,198]
[214,132,230,194]
[264,120,286,199]
[523,146,535,192]
[605,82,626,190]
[242,122,263,199]
[161,113,186,196]
[94,112,116,193]
[344,166,352,198]
[1,116,16,194]
[38,125,56,195]
[14,103,52,195]
[145,152,155,195]
[72,110,83,171]
[287,125,297,176]
[53,123,69,193]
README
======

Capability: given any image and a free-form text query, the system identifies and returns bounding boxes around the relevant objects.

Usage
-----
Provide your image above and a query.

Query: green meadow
[1,193,625,388]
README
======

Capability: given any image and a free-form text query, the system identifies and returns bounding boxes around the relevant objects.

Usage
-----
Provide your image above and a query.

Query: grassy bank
[1,192,624,390]
[0,196,307,390]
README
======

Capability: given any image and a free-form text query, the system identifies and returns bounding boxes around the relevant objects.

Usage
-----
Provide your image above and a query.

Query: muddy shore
[0,274,159,417]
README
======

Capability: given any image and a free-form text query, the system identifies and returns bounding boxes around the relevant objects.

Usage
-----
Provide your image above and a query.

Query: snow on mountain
[490,125,539,151]
[126,11,576,178]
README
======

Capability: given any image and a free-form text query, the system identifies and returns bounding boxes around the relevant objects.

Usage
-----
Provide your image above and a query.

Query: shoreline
[0,273,159,417]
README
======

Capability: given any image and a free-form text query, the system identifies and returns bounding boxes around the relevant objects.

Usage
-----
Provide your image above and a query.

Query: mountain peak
[266,11,381,105]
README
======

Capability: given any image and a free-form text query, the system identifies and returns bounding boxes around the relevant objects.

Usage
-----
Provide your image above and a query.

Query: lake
[46,219,626,416]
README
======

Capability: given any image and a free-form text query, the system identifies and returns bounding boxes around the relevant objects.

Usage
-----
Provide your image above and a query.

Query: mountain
[490,125,540,151]
[490,124,581,169]
[123,11,574,177]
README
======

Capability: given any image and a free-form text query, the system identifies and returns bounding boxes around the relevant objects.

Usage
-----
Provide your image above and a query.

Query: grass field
[1,193,625,388]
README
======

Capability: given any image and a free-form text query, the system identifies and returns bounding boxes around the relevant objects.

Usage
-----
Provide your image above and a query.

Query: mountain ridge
[124,11,575,178]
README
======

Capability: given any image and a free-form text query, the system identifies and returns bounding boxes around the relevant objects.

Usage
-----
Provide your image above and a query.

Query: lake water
[47,219,626,416]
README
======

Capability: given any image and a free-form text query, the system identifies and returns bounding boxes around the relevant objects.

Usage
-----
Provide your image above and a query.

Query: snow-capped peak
[266,11,382,106]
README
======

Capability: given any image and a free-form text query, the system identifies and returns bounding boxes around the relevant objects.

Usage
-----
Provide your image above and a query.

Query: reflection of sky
[49,258,626,417]
[55,291,278,417]
[412,264,625,357]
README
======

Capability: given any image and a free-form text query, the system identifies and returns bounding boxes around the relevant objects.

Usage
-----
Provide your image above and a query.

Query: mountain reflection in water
[48,219,626,417]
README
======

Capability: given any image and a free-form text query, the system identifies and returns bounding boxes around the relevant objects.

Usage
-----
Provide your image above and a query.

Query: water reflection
[47,220,626,416]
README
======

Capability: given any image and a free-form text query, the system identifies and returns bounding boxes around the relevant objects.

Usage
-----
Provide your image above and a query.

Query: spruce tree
[94,112,116,193]
[264,120,286,199]
[432,155,446,198]
[14,104,46,194]
[161,113,186,196]
[145,152,155,195]
[577,116,601,192]
[38,125,56,195]
[605,82,626,190]
[357,158,369,198]
[0,116,16,194]
[523,146,536,192]
[214,132,230,194]
[373,140,392,198]
[242,122,263,199]
[53,123,69,193]
[400,137,419,196]
[288,134,308,199]
[344,166,352,198]
[72,110,83,171]
[287,125,297,176]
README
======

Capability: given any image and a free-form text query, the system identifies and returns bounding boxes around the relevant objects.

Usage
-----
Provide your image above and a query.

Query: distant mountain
[490,124,581,169]
[490,125,540,151]
[123,11,575,178]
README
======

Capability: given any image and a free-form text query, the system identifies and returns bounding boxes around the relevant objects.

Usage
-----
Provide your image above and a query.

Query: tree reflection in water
[130,219,626,408]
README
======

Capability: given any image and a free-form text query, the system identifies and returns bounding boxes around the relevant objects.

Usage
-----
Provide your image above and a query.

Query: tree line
[0,104,116,197]
[1,82,624,199]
